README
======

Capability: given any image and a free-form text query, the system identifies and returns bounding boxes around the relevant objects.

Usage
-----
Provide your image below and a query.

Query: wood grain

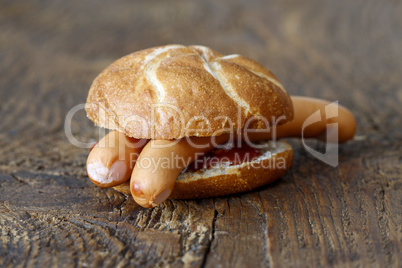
[1,0,401,267]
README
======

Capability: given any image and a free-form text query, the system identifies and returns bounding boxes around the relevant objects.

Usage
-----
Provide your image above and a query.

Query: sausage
[279,96,355,142]
[246,96,356,143]
[130,135,229,208]
[129,96,356,207]
[86,130,147,188]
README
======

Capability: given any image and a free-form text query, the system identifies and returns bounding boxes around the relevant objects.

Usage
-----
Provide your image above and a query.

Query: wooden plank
[1,0,401,267]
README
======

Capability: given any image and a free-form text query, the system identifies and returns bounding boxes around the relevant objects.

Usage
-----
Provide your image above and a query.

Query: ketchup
[187,143,262,172]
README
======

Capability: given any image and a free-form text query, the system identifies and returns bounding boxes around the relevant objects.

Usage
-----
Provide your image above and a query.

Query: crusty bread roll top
[85,45,293,139]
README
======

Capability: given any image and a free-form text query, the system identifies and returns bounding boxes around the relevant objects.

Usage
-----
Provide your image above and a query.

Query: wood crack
[200,201,218,268]
[9,173,28,185]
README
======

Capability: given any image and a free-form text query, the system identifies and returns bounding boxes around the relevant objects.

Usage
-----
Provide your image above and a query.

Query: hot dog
[84,45,356,208]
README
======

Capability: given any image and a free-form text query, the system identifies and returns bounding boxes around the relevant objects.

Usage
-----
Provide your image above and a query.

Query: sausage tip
[87,160,127,185]
[132,182,145,196]
[87,162,110,183]
[132,183,171,208]
[153,189,172,205]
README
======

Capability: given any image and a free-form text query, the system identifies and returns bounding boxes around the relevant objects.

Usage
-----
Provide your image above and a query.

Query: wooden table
[1,0,401,267]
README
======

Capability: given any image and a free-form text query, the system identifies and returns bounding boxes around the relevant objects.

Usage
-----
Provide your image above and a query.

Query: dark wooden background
[1,0,401,267]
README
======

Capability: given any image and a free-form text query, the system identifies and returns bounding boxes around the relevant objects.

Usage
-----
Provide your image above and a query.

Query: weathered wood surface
[1,0,401,267]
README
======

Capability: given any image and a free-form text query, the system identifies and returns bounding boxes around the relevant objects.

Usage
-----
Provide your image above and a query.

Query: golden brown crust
[112,143,293,199]
[86,44,293,139]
